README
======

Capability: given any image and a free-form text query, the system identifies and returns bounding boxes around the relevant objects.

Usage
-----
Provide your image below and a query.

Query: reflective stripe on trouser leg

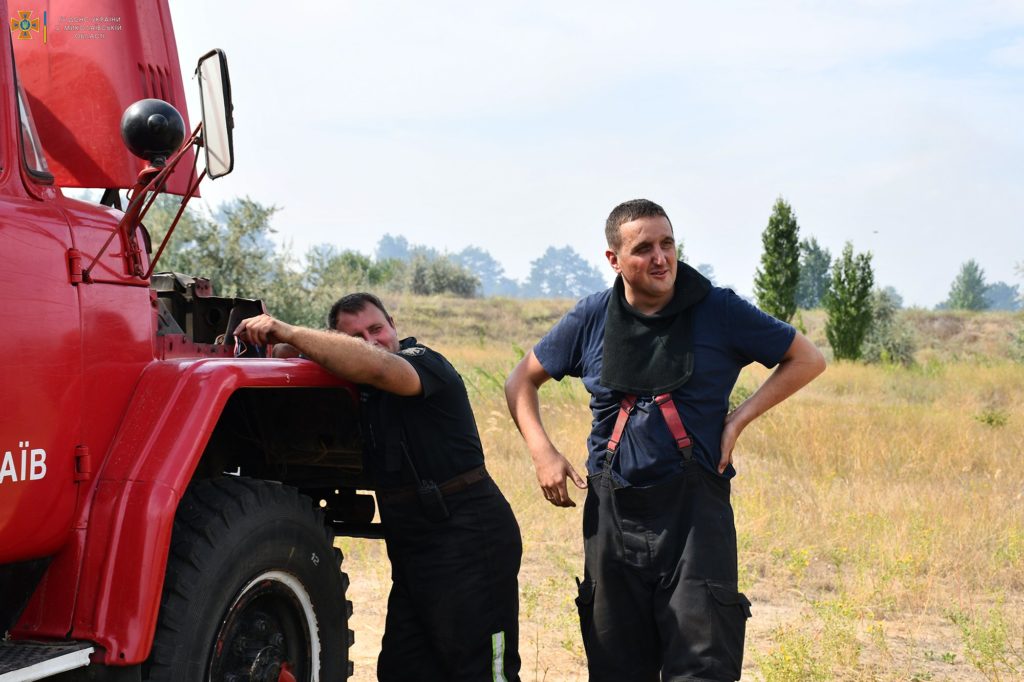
[492,631,507,682]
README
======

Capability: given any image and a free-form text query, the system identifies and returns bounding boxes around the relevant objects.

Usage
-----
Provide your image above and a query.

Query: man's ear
[606,249,621,274]
[386,315,396,329]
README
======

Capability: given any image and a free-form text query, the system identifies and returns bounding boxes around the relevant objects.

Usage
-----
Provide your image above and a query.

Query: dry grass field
[338,296,1024,681]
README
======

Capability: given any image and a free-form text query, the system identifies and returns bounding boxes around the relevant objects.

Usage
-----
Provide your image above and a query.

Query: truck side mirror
[196,49,234,179]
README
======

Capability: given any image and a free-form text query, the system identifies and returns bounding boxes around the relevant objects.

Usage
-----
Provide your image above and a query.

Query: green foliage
[985,281,1022,311]
[753,197,801,322]
[793,310,807,335]
[862,288,917,366]
[795,237,831,309]
[812,597,863,670]
[146,196,329,327]
[1017,262,1024,307]
[729,383,753,412]
[996,529,1024,567]
[675,237,686,263]
[943,259,990,311]
[974,408,1009,427]
[758,626,829,681]
[924,649,958,665]
[824,242,875,361]
[408,254,479,297]
[757,598,863,682]
[146,195,282,300]
[880,285,904,309]
[143,196,481,328]
[948,603,1023,678]
[454,246,519,296]
[1012,315,1024,363]
[523,245,607,298]
[375,233,416,261]
[297,245,406,328]
[144,195,213,272]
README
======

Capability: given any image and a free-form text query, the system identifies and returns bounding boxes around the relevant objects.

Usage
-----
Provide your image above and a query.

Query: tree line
[143,196,608,329]
[144,194,1022,359]
[750,197,1022,364]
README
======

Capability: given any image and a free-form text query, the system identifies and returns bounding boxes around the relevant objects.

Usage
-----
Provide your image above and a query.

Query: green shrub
[974,409,1009,428]
[824,243,874,360]
[948,602,1023,678]
[1011,315,1024,363]
[758,626,829,682]
[862,288,917,366]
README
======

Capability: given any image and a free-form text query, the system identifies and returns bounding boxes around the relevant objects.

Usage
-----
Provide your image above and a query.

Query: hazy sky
[168,1,1023,307]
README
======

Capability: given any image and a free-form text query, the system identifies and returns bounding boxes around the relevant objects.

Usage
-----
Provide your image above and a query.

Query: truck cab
[1,2,372,680]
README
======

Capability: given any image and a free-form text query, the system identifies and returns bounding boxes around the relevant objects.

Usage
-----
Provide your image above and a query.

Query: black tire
[144,477,353,681]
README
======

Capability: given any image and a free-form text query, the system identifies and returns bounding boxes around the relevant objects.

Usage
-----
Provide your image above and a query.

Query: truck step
[0,641,93,682]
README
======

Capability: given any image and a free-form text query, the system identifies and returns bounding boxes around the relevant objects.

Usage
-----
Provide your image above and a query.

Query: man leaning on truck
[236,292,522,682]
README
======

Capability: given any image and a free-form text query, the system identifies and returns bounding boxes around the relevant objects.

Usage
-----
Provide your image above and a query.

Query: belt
[376,465,489,505]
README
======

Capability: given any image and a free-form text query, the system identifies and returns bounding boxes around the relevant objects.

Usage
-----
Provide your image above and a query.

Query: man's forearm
[284,326,420,395]
[505,353,588,505]
[505,365,556,457]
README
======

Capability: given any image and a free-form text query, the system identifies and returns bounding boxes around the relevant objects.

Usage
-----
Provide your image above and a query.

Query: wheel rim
[209,570,320,682]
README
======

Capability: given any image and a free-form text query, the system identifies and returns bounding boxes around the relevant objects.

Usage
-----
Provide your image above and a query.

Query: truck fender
[70,358,353,664]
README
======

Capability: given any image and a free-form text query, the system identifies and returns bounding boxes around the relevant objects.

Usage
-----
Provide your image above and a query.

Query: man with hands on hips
[504,199,825,682]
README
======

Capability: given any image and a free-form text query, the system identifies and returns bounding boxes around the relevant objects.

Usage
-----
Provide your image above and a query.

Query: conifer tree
[753,197,801,321]
[824,242,875,361]
[795,237,831,309]
[943,259,989,310]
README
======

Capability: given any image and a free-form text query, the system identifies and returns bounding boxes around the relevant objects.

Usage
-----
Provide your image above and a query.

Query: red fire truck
[1,2,374,680]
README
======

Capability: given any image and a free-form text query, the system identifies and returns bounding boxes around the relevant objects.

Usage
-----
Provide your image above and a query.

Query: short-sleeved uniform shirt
[534,287,795,484]
[361,338,485,488]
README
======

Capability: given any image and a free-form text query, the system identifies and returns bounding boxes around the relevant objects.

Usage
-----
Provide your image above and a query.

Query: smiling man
[236,293,522,682]
[505,199,825,681]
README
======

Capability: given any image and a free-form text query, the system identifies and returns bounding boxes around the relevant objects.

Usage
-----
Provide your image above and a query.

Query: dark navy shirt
[534,287,795,484]
[361,338,486,488]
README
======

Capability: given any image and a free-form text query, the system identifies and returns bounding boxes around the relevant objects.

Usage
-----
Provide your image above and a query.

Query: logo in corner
[399,347,425,357]
[10,10,42,40]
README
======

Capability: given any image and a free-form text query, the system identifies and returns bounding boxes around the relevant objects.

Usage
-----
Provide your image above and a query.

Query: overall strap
[605,393,695,472]
[606,395,637,454]
[654,393,693,452]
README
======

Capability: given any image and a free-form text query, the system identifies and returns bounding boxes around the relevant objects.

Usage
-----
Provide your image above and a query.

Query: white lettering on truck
[0,441,47,483]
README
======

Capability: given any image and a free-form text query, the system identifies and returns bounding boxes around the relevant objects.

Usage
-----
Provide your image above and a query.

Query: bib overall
[575,397,751,682]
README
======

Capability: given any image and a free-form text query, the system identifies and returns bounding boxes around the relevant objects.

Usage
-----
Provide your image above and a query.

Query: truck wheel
[144,477,353,681]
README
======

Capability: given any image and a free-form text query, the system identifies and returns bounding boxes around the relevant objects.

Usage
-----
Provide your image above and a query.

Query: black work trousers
[576,463,751,682]
[376,477,522,682]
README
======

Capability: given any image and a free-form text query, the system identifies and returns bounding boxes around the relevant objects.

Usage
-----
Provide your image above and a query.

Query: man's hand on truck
[235,313,292,346]
[235,314,422,396]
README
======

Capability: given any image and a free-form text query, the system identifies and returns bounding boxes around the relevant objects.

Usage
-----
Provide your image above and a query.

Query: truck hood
[11,0,196,195]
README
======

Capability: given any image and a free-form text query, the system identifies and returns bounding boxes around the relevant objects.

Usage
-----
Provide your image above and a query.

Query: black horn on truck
[120,98,186,168]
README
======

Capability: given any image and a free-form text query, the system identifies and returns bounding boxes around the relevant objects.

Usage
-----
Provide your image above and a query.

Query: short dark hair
[605,199,672,250]
[327,292,392,330]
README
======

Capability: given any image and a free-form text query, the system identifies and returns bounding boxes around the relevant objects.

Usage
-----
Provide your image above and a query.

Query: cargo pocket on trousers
[575,577,597,651]
[706,580,752,680]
